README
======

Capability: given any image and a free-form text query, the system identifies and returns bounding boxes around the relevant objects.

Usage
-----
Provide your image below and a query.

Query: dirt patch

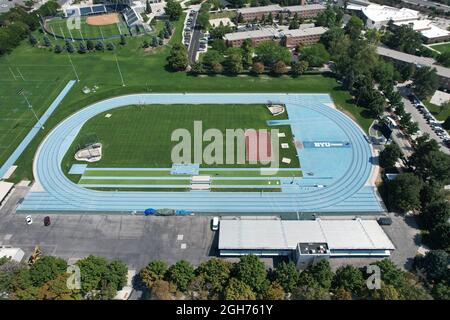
[86,13,119,26]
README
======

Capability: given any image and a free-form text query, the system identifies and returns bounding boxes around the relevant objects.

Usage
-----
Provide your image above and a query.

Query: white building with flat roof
[394,19,450,43]
[360,4,419,29]
[219,218,395,264]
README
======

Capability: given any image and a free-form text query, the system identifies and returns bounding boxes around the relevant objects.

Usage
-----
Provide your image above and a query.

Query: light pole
[19,90,44,130]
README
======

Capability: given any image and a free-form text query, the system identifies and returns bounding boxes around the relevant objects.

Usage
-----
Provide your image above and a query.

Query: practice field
[63,104,299,170]
[63,104,300,191]
[0,64,71,169]
[45,15,128,40]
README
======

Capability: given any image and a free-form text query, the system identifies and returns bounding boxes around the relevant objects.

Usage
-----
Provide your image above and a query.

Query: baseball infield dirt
[86,13,120,26]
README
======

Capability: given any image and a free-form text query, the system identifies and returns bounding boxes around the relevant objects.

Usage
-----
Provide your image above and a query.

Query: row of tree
[31,35,128,54]
[0,255,127,300]
[139,255,430,300]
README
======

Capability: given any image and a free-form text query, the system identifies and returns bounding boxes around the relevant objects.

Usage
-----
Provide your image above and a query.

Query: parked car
[44,216,51,226]
[211,217,219,231]
[26,215,33,225]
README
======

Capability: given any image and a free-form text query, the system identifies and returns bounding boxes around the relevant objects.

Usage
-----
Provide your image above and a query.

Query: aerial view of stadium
[0,0,449,306]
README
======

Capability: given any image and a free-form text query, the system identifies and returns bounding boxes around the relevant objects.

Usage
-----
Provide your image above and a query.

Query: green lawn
[45,16,128,40]
[0,13,373,183]
[430,42,450,53]
[62,104,300,173]
[423,100,450,121]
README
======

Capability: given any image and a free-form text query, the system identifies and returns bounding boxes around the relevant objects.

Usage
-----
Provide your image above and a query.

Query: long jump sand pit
[86,13,120,26]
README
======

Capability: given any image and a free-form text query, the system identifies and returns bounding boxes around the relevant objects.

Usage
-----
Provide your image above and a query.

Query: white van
[211,217,219,231]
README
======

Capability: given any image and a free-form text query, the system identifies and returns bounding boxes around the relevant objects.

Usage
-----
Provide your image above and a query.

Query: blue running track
[18,93,384,214]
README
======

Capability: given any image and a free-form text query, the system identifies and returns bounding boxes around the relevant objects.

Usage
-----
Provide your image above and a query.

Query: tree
[409,135,450,184]
[373,260,406,291]
[166,260,195,292]
[224,278,256,300]
[309,260,333,290]
[299,43,330,67]
[367,282,400,300]
[140,260,168,289]
[29,34,37,46]
[345,15,364,40]
[104,260,127,293]
[379,142,402,169]
[36,273,81,300]
[240,39,253,67]
[271,60,287,75]
[432,282,450,300]
[234,255,268,294]
[421,201,450,230]
[413,67,439,100]
[65,41,75,53]
[331,287,352,300]
[86,39,94,51]
[290,60,308,76]
[151,279,178,300]
[120,34,127,46]
[332,266,365,295]
[437,51,450,68]
[428,223,450,250]
[54,44,63,53]
[251,62,265,74]
[316,5,343,28]
[106,42,115,51]
[29,256,67,287]
[95,41,104,51]
[289,18,299,30]
[212,62,224,74]
[255,41,291,67]
[415,250,449,282]
[262,282,285,300]
[167,44,188,71]
[383,24,422,54]
[387,173,422,212]
[272,261,299,293]
[196,258,232,294]
[76,255,117,296]
[165,0,183,21]
[78,42,87,54]
[151,36,158,47]
[43,35,51,47]
[293,283,331,300]
[145,0,152,14]
[224,52,243,74]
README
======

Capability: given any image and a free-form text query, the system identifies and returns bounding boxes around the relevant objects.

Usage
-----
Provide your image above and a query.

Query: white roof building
[394,19,450,42]
[209,17,235,28]
[0,247,25,263]
[361,4,419,29]
[219,218,395,257]
[0,181,13,206]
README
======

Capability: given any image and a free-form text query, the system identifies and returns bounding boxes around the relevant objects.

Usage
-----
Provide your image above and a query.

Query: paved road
[188,11,202,64]
[0,187,216,270]
[397,85,450,155]
[403,0,450,13]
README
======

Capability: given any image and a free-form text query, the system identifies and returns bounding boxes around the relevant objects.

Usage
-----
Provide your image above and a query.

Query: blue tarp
[144,208,156,216]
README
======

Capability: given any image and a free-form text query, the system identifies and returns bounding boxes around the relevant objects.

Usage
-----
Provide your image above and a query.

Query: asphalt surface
[0,185,421,275]
[188,13,202,64]
[0,186,216,270]
[403,0,450,13]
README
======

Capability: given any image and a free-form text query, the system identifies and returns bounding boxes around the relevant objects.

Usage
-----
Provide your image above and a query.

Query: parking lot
[397,85,450,155]
[0,186,216,270]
